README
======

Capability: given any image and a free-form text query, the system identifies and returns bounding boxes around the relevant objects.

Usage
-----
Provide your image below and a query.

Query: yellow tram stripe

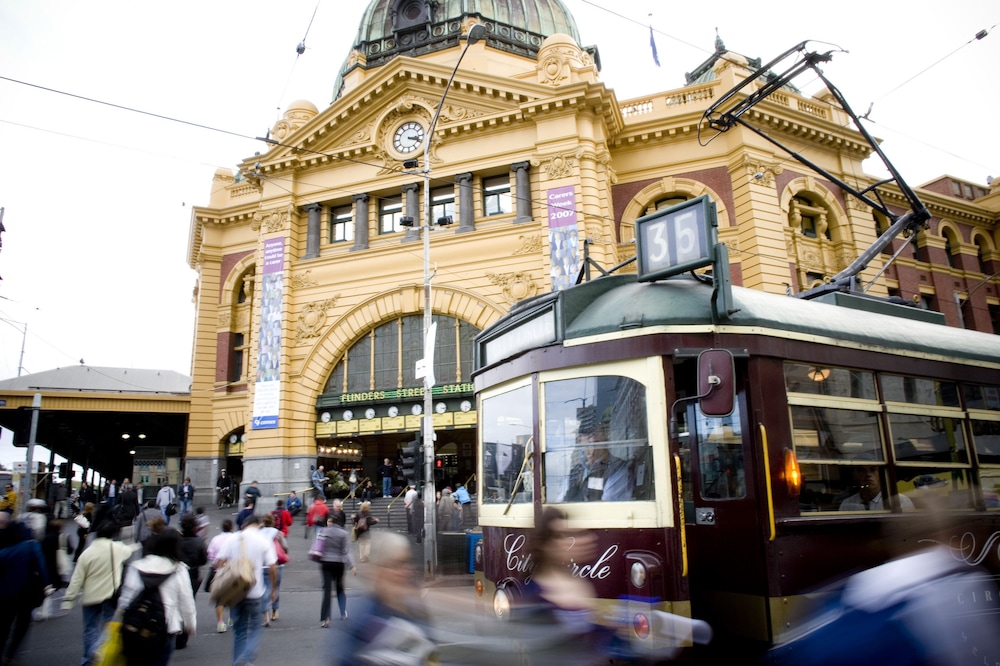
[759,424,776,542]
[674,454,688,577]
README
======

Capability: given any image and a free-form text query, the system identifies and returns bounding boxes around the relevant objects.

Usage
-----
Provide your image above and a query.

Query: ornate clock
[393,121,425,154]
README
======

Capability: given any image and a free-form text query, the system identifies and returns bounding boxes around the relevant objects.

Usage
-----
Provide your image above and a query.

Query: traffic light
[58,462,74,479]
[401,439,420,485]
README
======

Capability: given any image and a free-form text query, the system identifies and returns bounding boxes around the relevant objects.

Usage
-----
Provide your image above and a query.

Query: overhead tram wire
[272,1,323,126]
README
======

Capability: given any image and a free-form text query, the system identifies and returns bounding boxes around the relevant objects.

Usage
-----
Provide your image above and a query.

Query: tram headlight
[783,448,801,498]
[630,561,648,588]
[493,586,512,620]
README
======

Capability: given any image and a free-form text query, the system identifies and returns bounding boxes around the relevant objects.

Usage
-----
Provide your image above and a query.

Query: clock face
[460,400,472,413]
[320,412,332,423]
[388,406,399,418]
[411,404,423,416]
[365,408,376,420]
[342,410,354,422]
[435,402,447,414]
[393,121,425,154]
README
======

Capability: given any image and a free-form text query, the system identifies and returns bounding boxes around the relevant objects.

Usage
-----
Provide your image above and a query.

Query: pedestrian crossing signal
[401,440,419,484]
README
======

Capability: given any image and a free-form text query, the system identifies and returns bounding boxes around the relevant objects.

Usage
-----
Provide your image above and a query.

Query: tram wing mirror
[698,349,735,417]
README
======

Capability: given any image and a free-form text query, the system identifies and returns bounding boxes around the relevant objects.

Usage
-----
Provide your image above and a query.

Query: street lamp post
[421,23,486,578]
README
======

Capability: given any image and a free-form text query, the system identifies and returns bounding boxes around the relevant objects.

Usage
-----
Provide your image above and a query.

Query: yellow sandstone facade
[184,2,999,499]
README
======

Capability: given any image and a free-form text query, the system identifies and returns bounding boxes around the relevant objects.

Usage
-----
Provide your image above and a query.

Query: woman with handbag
[259,513,289,625]
[313,513,355,627]
[61,520,138,666]
[205,519,236,633]
[352,501,379,563]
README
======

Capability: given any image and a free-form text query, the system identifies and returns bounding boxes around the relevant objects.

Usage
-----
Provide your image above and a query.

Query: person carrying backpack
[116,530,196,665]
[271,500,293,537]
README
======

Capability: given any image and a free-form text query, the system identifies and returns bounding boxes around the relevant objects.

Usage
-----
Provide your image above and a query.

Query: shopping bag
[210,535,256,606]
[93,620,127,666]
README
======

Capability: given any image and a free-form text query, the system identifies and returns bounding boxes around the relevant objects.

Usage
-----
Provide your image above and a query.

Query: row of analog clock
[320,399,472,423]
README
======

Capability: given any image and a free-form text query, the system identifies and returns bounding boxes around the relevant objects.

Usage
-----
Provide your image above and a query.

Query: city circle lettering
[503,533,617,582]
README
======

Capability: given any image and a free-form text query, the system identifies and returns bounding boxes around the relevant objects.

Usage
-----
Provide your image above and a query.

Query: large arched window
[942,228,959,269]
[324,314,479,394]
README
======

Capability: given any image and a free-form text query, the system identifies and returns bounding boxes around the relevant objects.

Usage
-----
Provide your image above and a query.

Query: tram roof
[480,274,1000,369]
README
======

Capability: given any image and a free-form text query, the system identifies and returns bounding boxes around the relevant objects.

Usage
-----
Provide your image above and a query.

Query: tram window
[480,385,534,504]
[971,419,1000,464]
[896,468,974,510]
[881,375,960,407]
[789,406,882,461]
[784,363,876,399]
[693,405,746,500]
[979,469,1000,508]
[888,413,968,464]
[964,384,1000,411]
[541,375,651,503]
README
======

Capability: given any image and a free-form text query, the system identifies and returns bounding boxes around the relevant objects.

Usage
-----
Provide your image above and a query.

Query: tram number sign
[635,195,718,282]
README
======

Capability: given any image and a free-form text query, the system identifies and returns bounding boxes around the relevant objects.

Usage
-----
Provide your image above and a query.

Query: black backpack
[121,572,170,656]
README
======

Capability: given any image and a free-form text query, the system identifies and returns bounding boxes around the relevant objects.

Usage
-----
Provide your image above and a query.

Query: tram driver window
[542,375,652,503]
[480,384,534,504]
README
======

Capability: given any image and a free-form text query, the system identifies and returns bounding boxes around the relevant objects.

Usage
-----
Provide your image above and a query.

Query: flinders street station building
[183,0,1000,498]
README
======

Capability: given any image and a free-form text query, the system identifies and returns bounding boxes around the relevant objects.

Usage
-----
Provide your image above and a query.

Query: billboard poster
[252,237,284,430]
[547,185,580,291]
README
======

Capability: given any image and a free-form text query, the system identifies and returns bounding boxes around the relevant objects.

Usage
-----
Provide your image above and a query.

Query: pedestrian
[194,506,210,541]
[156,482,177,526]
[352,501,379,563]
[437,488,457,532]
[306,496,329,542]
[175,514,207,650]
[360,480,374,502]
[312,466,327,502]
[453,482,472,525]
[117,482,140,526]
[1,483,17,515]
[329,498,346,529]
[206,519,236,634]
[0,510,51,665]
[133,499,164,551]
[316,513,355,627]
[259,514,288,625]
[243,481,261,510]
[327,531,432,665]
[377,458,394,497]
[271,500,293,538]
[116,529,197,666]
[178,478,195,516]
[285,491,302,517]
[348,469,358,499]
[77,482,98,512]
[60,520,138,666]
[19,498,48,540]
[215,515,278,666]
[103,479,118,507]
[236,499,255,530]
[404,483,419,534]
[74,501,96,562]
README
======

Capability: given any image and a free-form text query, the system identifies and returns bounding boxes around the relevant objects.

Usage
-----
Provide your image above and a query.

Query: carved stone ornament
[218,311,232,328]
[296,296,339,341]
[251,207,291,233]
[486,272,538,304]
[739,156,783,187]
[513,234,544,255]
[531,152,578,180]
[290,270,318,290]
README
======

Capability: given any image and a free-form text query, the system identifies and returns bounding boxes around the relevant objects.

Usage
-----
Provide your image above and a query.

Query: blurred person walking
[116,530,196,666]
[259,514,288,625]
[215,515,278,666]
[0,510,51,665]
[306,496,329,542]
[60,520,137,666]
[205,519,236,634]
[315,513,355,627]
[175,514,207,650]
[351,501,379,563]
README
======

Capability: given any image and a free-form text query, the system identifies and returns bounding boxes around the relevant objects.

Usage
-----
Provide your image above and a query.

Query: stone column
[513,161,532,224]
[456,172,474,233]
[351,193,370,251]
[303,203,321,259]
[403,183,421,242]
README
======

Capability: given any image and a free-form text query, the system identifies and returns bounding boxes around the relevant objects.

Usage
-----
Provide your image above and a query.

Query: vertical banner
[547,185,580,291]
[252,237,284,430]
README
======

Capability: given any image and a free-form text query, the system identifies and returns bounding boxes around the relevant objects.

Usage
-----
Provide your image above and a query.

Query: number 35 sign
[635,195,718,282]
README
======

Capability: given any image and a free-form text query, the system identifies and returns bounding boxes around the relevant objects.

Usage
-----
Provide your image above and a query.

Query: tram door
[679,361,771,644]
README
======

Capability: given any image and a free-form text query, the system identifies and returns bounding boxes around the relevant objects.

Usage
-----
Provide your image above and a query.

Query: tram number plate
[695,507,716,525]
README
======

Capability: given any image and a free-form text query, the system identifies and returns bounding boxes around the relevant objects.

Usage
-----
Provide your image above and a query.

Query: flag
[650,26,660,67]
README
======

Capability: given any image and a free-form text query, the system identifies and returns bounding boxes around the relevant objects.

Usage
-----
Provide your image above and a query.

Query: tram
[469,268,1000,659]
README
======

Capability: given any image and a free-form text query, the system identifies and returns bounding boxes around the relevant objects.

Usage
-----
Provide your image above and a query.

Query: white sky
[0,0,997,468]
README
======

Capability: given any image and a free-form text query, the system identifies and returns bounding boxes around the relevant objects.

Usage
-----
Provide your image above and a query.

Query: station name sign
[329,382,473,406]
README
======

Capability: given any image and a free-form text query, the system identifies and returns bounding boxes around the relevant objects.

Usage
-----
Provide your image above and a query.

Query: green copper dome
[335,0,582,99]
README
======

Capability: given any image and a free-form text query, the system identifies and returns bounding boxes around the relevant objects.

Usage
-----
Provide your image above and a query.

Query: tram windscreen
[480,384,534,504]
[542,375,652,502]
